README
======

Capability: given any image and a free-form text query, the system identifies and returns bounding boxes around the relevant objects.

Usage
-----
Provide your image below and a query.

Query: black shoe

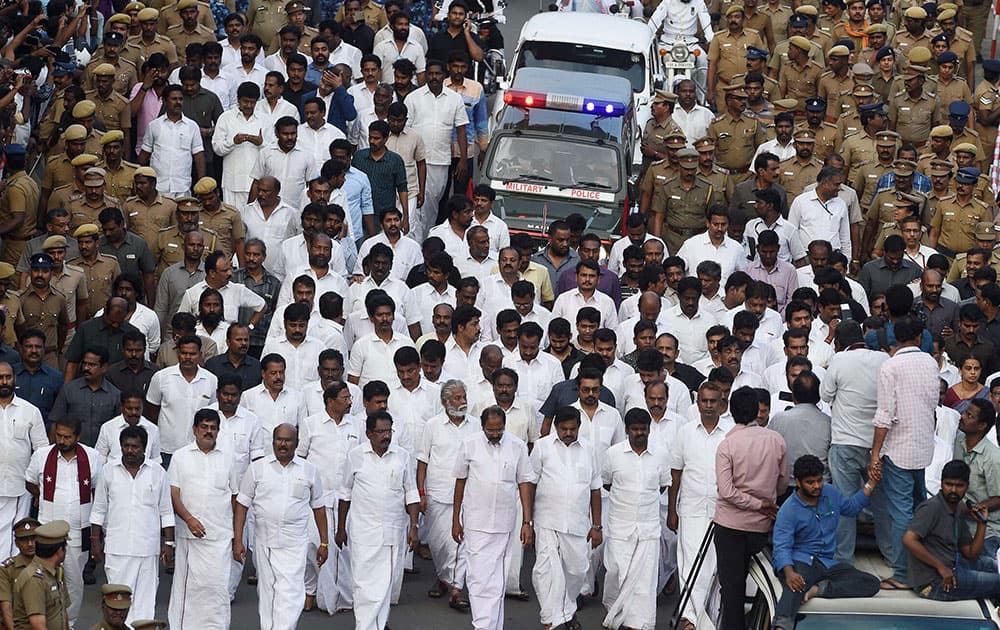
[82,558,96,585]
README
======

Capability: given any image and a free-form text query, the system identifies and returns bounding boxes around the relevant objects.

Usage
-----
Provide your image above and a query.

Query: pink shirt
[714,424,788,533]
[129,83,163,151]
[872,346,939,470]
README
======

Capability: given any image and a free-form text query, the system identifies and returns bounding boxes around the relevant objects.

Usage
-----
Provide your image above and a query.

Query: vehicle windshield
[486,135,621,190]
[796,614,996,629]
[517,41,645,93]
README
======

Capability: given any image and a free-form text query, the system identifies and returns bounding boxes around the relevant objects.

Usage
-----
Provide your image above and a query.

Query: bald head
[638,291,662,321]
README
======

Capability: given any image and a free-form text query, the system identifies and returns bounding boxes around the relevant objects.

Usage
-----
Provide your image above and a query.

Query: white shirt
[530,434,601,536]
[618,294,673,322]
[142,115,204,195]
[608,234,664,276]
[91,460,175,556]
[345,275,416,322]
[297,412,363,506]
[453,432,535,533]
[274,234,348,283]
[411,283,457,335]
[168,442,239,540]
[455,253,498,286]
[26,444,103,537]
[212,108,266,194]
[404,85,469,165]
[275,266,349,312]
[297,121,346,171]
[602,441,670,540]
[373,22,428,53]
[347,331,415,388]
[426,221,470,262]
[252,96,301,146]
[569,359,632,407]
[209,403,265,481]
[249,145,319,210]
[750,139,795,171]
[329,40,364,78]
[573,401,625,468]
[441,338,484,382]
[819,346,889,448]
[671,105,715,148]
[146,366,218,454]
[94,416,161,465]
[552,288,620,331]
[677,233,748,284]
[348,81,377,115]
[373,38,426,82]
[787,189,852,254]
[471,212,510,255]
[661,305,718,365]
[340,441,419,544]
[354,233,423,281]
[260,336,324,390]
[178,280,267,324]
[503,351,564,413]
[763,361,827,394]
[343,307,410,347]
[745,216,808,263]
[241,384,306,432]
[388,380,443,447]
[0,397,48,497]
[220,40,264,71]
[226,64,268,106]
[201,72,234,110]
[671,417,734,517]
[236,454,324,549]
[620,372,691,417]
[417,413,480,504]
[242,199,300,274]
[471,397,538,444]
[302,380,364,418]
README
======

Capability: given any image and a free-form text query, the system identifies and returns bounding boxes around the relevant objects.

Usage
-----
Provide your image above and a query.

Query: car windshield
[485,135,621,190]
[796,614,996,629]
[518,41,645,93]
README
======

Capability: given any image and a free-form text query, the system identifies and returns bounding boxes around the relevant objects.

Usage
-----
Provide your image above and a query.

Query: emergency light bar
[503,90,626,116]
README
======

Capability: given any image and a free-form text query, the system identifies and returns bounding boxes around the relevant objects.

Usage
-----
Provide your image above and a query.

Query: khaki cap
[664,132,687,148]
[193,177,219,195]
[903,64,929,78]
[123,1,145,11]
[136,7,159,20]
[953,142,980,156]
[828,45,850,57]
[0,263,15,280]
[693,137,716,152]
[772,98,799,110]
[175,196,201,211]
[101,584,132,610]
[930,125,954,138]
[70,153,100,167]
[793,128,817,142]
[895,191,924,206]
[724,83,749,98]
[937,8,957,20]
[908,46,932,64]
[74,224,101,239]
[928,159,955,176]
[93,63,116,77]
[975,222,998,240]
[892,159,917,176]
[63,124,88,142]
[83,168,106,185]
[134,166,157,178]
[852,63,874,77]
[795,4,818,15]
[904,6,927,18]
[285,0,307,13]
[12,517,40,538]
[789,35,812,52]
[101,130,125,145]
[725,4,745,16]
[652,89,677,104]
[852,83,875,97]
[42,235,67,250]
[865,23,889,34]
[35,520,69,545]
[108,13,133,24]
[177,0,198,9]
[678,147,700,166]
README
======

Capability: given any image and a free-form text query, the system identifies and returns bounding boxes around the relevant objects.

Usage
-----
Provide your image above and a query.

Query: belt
[721,167,750,175]
[667,225,700,237]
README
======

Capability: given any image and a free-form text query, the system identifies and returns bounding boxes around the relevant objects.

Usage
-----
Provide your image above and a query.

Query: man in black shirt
[340,0,375,54]
[427,0,483,74]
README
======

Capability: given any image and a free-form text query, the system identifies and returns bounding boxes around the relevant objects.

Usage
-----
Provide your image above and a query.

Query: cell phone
[966,499,987,523]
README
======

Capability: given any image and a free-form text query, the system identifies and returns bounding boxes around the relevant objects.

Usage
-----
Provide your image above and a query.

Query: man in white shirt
[602,409,670,630]
[787,166,853,254]
[669,381,734,627]
[373,11,426,82]
[337,411,419,630]
[241,177,300,274]
[262,303,325,390]
[0,360,51,561]
[677,207,748,284]
[90,425,175,625]
[607,215,664,277]
[297,381,361,614]
[326,24,364,79]
[234,424,327,630]
[750,111,796,169]
[167,409,239,630]
[298,97,346,171]
[452,405,536,630]
[388,347,443,445]
[502,322,564,415]
[529,406,603,630]
[348,292,416,389]
[403,59,469,242]
[416,379,478,609]
[426,195,473,263]
[552,260,620,331]
[202,42,235,111]
[456,226,497,286]
[139,84,205,197]
[353,208,423,281]
[242,354,307,432]
[671,79,714,146]
[470,185,510,255]
[226,34,269,106]
[249,115,319,210]
[662,276,719,365]
[212,81,265,213]
[94,391,162,465]
[346,243,419,328]
[145,335,218,465]
[412,251,458,335]
[24,416,103,628]
[274,204,348,283]
[178,250,268,325]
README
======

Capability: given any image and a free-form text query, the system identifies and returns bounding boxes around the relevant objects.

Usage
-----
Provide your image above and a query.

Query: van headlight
[671,43,689,62]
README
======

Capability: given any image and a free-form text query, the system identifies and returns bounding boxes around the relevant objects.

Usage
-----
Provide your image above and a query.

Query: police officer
[946,102,987,169]
[836,83,877,139]
[973,59,1000,162]
[778,128,824,198]
[68,224,122,319]
[732,46,779,100]
[268,1,318,55]
[925,159,956,226]
[0,518,39,628]
[90,584,131,630]
[0,264,23,346]
[863,161,926,256]
[779,35,824,105]
[100,15,144,73]
[160,0,218,35]
[916,125,954,176]
[98,132,139,204]
[66,168,123,232]
[948,222,1000,281]
[152,197,217,276]
[891,6,933,65]
[952,143,995,207]
[11,520,70,630]
[870,191,925,257]
[247,0,290,43]
[84,33,138,97]
[817,44,855,120]
[124,167,178,247]
[192,177,246,264]
[799,97,840,161]
[40,125,88,203]
[930,166,991,257]
[165,0,218,53]
[48,154,99,216]
[936,8,977,86]
[852,129,899,213]
[889,64,941,146]
[639,139,683,218]
[707,84,766,180]
[707,5,766,108]
[640,90,683,174]
[768,15,825,79]
[0,145,40,267]
[128,9,179,66]
[85,64,132,148]
[652,147,721,253]
[693,136,730,200]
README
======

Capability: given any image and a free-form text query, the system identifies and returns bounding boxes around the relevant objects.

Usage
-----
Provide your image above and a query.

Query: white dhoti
[64,539,87,628]
[426,500,466,589]
[222,188,250,214]
[104,553,159,625]
[412,164,449,242]
[349,541,399,630]
[582,493,608,596]
[532,527,589,627]
[0,493,30,560]
[229,508,256,601]
[602,535,659,630]
[256,544,307,630]
[676,513,715,623]
[505,501,524,594]
[658,500,678,592]
[168,536,233,629]
[465,529,511,630]
[307,506,352,613]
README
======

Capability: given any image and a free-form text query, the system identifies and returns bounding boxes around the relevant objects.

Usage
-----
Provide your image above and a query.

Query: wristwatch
[163,541,175,547]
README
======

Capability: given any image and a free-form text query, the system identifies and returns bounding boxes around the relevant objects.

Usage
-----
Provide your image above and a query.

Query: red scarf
[42,445,92,505]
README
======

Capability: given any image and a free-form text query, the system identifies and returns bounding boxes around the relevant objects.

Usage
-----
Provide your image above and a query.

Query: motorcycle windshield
[517,41,645,93]
[485,135,622,192]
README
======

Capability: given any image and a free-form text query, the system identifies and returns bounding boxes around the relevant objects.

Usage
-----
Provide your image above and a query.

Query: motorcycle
[657,34,708,104]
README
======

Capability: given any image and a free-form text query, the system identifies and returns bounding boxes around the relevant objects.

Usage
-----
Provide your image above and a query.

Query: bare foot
[802,584,820,603]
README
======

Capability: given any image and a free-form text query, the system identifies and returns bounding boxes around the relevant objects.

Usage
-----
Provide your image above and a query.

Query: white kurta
[212,108,267,209]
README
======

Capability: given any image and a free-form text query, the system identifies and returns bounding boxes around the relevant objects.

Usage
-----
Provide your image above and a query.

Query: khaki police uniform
[779,57,824,104]
[707,112,766,173]
[652,176,721,254]
[12,558,69,630]
[0,172,39,266]
[837,111,864,143]
[798,121,839,161]
[889,89,941,145]
[867,189,928,249]
[731,72,780,101]
[99,162,139,203]
[890,29,933,65]
[0,291,24,346]
[18,287,69,366]
[88,46,144,82]
[948,27,977,81]
[84,58,138,96]
[166,23,218,54]
[335,1,387,31]
[951,129,987,168]
[925,190,956,226]
[700,165,730,204]
[199,203,245,260]
[840,130,878,179]
[762,3,793,41]
[47,184,84,216]
[0,554,30,608]
[153,226,217,276]
[817,71,855,120]
[51,129,106,158]
[267,25,318,55]
[127,34,179,66]
[52,263,88,333]
[778,155,824,199]
[70,254,121,320]
[932,195,991,253]
[66,193,123,232]
[974,79,1000,161]
[159,0,217,34]
[41,154,76,192]
[247,0,289,42]
[124,195,177,245]
[85,89,131,133]
[807,28,833,55]
[38,87,67,143]
[641,159,681,213]
[768,38,825,77]
[852,160,894,211]
[933,77,973,122]
[708,28,766,104]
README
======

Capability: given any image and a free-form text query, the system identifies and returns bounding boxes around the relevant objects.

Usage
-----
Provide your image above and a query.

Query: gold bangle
[319,542,329,548]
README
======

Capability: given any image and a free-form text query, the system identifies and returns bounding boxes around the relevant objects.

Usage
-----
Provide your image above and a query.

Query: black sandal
[428,581,445,598]
[448,594,470,612]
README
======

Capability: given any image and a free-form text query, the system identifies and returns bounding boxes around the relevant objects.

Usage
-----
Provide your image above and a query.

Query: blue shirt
[341,167,374,241]
[301,84,358,134]
[870,171,931,206]
[864,322,934,354]
[772,484,869,571]
[14,362,63,427]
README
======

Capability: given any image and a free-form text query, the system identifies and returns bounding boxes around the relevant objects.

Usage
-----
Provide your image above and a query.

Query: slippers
[428,581,445,598]
[449,595,470,612]
[505,591,531,601]
[880,579,908,590]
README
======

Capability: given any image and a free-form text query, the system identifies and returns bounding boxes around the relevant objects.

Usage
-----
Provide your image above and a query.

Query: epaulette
[821,121,838,129]
[67,192,84,201]
[819,70,834,79]
[157,225,176,232]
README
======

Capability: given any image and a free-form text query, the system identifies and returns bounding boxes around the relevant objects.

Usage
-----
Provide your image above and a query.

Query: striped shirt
[872,346,939,470]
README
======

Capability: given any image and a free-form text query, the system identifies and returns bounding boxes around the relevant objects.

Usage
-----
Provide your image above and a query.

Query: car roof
[517,12,653,54]
[510,67,634,105]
